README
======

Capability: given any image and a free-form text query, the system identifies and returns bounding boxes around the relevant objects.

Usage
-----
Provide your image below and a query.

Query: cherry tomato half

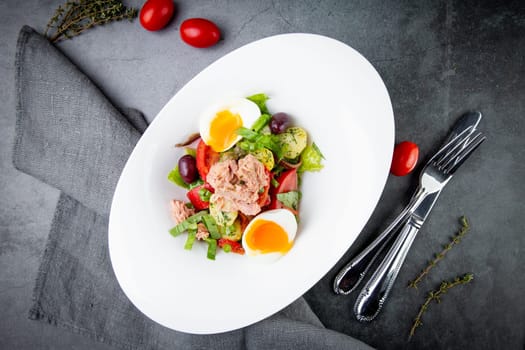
[269,168,298,214]
[217,238,245,255]
[140,0,175,31]
[186,183,214,210]
[180,18,221,48]
[196,139,220,181]
[390,141,419,176]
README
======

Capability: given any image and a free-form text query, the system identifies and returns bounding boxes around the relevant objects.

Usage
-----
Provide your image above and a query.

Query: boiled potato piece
[220,219,243,241]
[252,148,275,170]
[209,202,238,227]
[278,127,308,159]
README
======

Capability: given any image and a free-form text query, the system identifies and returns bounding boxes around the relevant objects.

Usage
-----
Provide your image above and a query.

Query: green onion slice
[205,238,217,260]
[169,211,208,237]
[184,231,197,250]
[202,215,221,239]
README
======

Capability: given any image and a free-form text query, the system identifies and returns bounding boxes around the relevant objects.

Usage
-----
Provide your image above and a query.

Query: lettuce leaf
[299,143,325,173]
[276,191,301,210]
[168,166,190,189]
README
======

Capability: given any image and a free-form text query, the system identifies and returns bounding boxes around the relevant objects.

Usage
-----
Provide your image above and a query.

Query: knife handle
[333,187,425,295]
[353,215,423,322]
[332,236,392,295]
[332,213,405,295]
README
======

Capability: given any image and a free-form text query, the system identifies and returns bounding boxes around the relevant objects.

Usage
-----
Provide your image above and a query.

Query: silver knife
[333,111,482,296]
[353,111,484,321]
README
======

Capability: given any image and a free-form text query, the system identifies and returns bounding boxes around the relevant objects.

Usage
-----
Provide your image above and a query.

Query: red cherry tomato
[390,141,419,176]
[186,183,214,210]
[269,168,298,214]
[139,0,175,31]
[273,168,298,194]
[217,238,245,255]
[180,18,221,48]
[196,139,220,181]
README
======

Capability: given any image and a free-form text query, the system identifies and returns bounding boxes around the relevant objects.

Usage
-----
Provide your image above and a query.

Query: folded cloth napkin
[13,25,373,350]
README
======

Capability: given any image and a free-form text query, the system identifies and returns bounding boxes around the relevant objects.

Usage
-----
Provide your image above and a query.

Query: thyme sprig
[408,216,470,289]
[409,273,474,339]
[45,0,138,43]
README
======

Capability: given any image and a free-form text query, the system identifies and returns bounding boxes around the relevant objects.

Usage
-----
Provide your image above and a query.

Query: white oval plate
[109,33,394,334]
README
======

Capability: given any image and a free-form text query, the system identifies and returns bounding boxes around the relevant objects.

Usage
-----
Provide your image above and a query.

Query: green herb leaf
[409,273,474,339]
[299,143,324,173]
[46,0,138,43]
[408,216,470,289]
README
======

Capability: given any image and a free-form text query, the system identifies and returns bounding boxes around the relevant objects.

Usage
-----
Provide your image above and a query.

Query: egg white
[242,209,298,261]
[199,97,261,152]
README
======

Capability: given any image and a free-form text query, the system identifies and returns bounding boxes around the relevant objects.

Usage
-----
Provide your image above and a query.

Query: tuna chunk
[170,199,195,224]
[206,154,269,216]
[196,223,209,240]
[206,159,238,193]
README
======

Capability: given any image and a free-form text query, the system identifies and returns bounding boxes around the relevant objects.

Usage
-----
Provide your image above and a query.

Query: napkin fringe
[28,193,66,324]
[12,25,31,176]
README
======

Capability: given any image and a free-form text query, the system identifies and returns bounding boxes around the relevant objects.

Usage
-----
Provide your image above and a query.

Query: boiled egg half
[242,209,297,260]
[199,97,261,152]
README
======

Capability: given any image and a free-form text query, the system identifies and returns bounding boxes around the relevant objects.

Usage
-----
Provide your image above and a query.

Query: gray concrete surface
[1,0,524,349]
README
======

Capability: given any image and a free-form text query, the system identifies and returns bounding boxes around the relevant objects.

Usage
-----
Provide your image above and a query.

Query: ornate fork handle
[333,187,425,295]
[353,131,485,321]
[353,193,432,321]
[333,112,483,297]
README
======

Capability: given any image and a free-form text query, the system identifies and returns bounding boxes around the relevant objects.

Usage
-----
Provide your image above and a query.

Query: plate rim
[108,32,395,334]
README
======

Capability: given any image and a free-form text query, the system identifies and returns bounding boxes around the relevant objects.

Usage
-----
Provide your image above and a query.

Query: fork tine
[437,131,483,169]
[442,132,486,175]
[430,126,475,167]
[439,131,483,168]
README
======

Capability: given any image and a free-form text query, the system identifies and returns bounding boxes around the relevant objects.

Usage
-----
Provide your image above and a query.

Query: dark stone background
[1,1,523,349]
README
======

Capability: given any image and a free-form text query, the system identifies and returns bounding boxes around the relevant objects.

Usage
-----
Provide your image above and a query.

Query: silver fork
[353,129,485,321]
[333,112,482,296]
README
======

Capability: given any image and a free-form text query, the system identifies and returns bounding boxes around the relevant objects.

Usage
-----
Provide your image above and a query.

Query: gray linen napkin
[13,25,373,350]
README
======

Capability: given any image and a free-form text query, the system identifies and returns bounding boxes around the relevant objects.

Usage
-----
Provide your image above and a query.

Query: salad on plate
[167,93,324,260]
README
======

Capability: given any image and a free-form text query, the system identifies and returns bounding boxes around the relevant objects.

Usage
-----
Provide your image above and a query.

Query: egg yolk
[208,109,243,152]
[245,219,293,254]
